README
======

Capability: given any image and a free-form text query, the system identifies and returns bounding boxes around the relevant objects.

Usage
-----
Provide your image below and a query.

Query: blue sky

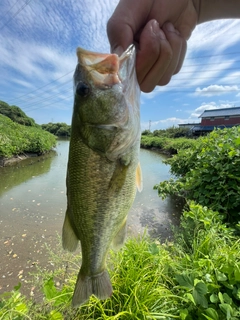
[1,0,240,131]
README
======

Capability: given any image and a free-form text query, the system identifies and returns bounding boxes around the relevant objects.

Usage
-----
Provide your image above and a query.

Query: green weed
[154,127,240,222]
[1,203,240,319]
[0,114,56,158]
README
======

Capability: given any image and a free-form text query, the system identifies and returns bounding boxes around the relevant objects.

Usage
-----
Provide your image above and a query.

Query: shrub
[0,100,37,127]
[42,122,71,137]
[0,114,56,158]
[154,127,240,222]
[141,135,198,155]
[1,203,240,319]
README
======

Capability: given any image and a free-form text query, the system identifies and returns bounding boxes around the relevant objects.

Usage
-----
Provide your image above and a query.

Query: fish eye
[76,81,90,97]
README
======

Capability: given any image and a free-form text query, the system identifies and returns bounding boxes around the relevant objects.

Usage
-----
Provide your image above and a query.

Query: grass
[0,114,56,158]
[1,202,240,319]
[140,135,197,155]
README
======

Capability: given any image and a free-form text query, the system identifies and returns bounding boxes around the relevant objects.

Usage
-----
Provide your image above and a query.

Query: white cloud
[188,20,240,53]
[195,85,240,97]
[191,102,234,118]
[141,117,199,131]
[219,71,240,85]
[1,1,240,126]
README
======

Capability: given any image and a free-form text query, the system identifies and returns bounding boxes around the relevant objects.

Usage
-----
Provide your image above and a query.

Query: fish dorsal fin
[136,162,143,192]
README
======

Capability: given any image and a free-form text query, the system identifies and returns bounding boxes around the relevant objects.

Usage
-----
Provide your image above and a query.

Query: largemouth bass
[62,44,142,308]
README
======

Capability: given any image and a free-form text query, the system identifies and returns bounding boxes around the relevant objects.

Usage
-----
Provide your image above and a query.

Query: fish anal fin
[112,219,127,250]
[62,210,79,252]
[72,269,112,308]
[136,162,143,192]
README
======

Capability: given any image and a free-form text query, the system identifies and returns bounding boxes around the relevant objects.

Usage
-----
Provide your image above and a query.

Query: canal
[0,140,181,295]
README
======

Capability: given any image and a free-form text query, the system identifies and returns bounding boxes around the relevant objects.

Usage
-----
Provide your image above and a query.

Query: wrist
[193,0,240,24]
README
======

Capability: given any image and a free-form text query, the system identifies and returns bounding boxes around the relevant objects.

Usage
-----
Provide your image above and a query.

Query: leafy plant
[141,135,197,155]
[0,100,37,127]
[42,122,71,137]
[1,203,240,319]
[0,114,56,158]
[154,127,240,222]
[0,283,30,320]
[142,126,192,138]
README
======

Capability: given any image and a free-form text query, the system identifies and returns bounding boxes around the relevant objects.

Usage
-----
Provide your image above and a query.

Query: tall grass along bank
[141,135,197,155]
[0,114,56,166]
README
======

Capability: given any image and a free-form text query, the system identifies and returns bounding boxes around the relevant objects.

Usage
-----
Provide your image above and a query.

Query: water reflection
[0,151,57,197]
[126,148,183,240]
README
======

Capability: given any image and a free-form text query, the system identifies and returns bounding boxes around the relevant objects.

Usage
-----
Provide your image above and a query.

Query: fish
[62,44,142,308]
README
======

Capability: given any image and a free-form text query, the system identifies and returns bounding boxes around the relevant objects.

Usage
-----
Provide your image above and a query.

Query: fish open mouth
[76,45,135,88]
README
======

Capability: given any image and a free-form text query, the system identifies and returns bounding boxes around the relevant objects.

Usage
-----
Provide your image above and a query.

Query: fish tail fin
[111,218,127,250]
[62,210,79,252]
[72,269,113,307]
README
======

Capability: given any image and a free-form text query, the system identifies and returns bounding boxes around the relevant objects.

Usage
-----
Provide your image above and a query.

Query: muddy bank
[140,145,175,156]
[0,151,55,167]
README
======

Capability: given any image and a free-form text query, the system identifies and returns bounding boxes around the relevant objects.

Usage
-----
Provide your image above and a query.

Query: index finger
[107,0,153,54]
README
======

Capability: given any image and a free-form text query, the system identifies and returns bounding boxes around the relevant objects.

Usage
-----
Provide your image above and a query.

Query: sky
[0,0,240,131]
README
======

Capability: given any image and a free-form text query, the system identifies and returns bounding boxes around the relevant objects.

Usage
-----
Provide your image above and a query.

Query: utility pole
[149,120,151,132]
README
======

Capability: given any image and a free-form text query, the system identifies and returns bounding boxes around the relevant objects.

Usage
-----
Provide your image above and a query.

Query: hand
[107,0,198,92]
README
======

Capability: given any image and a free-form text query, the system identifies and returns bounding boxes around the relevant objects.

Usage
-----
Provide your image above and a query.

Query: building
[178,123,200,129]
[191,107,240,135]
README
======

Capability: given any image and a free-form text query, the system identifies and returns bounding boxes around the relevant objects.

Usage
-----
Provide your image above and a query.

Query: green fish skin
[62,45,142,308]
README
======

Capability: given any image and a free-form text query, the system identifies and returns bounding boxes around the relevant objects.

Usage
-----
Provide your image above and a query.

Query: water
[0,140,182,294]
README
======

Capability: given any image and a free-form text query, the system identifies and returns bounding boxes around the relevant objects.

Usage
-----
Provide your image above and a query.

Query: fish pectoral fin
[136,162,143,192]
[62,210,79,252]
[112,218,127,250]
[72,269,112,308]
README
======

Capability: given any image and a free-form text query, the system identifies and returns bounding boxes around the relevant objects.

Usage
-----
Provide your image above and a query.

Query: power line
[179,67,240,74]
[21,88,73,111]
[0,0,32,31]
[14,81,240,113]
[7,62,240,106]
[185,51,240,60]
[19,86,240,115]
[9,74,240,113]
[8,56,240,105]
[3,46,240,108]
[184,60,240,67]
[0,0,20,21]
[13,81,73,107]
[25,94,73,113]
[6,70,74,104]
[170,75,240,81]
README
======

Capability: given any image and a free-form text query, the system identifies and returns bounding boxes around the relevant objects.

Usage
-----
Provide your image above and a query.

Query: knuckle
[140,82,155,93]
[162,46,173,64]
[158,76,171,86]
[106,18,114,36]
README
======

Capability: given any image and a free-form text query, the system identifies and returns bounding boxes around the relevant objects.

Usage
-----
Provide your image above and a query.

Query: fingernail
[152,20,159,33]
[152,20,166,40]
[166,22,175,32]
[165,22,180,35]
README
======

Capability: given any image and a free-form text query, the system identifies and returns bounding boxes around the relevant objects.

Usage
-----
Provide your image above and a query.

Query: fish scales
[62,45,142,307]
